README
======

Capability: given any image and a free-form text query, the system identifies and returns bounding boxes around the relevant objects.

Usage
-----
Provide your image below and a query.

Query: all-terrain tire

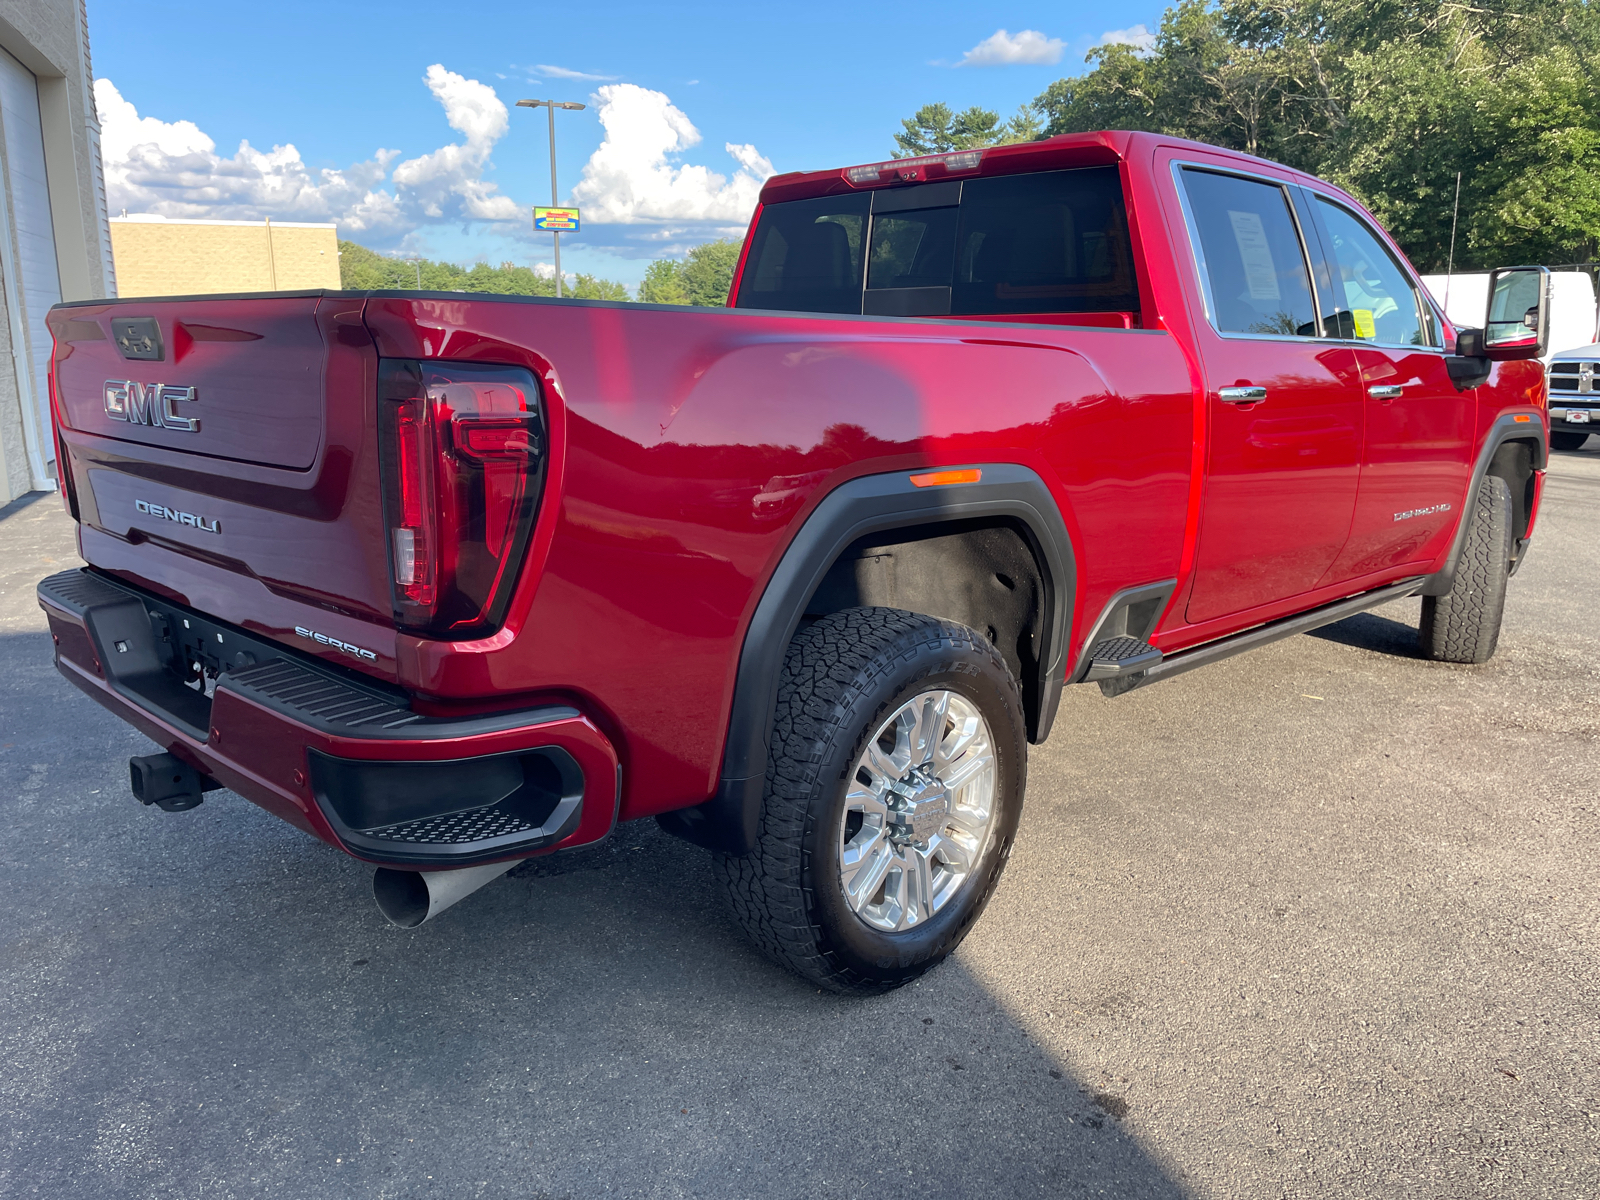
[1550,430,1590,452]
[1419,474,1513,664]
[715,607,1027,994]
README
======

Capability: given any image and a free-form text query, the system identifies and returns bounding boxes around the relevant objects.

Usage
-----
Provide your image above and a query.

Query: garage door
[0,46,62,470]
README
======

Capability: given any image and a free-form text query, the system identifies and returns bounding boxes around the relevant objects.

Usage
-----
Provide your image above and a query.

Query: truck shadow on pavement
[0,628,1191,1200]
[1304,608,1422,658]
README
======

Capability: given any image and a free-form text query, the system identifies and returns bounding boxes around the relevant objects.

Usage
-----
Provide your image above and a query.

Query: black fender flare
[658,463,1077,855]
[1420,411,1547,597]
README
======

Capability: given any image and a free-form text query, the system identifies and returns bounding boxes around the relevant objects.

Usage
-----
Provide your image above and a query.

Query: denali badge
[104,380,200,431]
[294,626,378,661]
[1393,502,1453,522]
[135,498,220,534]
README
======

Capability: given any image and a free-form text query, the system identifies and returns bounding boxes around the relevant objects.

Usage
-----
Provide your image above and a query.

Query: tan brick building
[109,216,341,298]
[0,0,117,502]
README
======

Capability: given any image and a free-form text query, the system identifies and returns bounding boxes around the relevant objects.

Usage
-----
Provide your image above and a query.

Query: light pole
[516,98,586,297]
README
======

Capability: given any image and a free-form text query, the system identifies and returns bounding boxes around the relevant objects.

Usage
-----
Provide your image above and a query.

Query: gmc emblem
[103,380,200,432]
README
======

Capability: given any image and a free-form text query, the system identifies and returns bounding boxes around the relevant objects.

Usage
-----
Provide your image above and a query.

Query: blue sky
[90,1,1165,290]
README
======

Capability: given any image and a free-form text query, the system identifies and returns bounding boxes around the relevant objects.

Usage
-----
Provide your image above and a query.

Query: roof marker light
[847,149,985,185]
[910,468,983,488]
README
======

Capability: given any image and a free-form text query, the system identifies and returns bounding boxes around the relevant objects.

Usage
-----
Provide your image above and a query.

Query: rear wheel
[1551,430,1590,452]
[1419,474,1513,664]
[716,607,1026,994]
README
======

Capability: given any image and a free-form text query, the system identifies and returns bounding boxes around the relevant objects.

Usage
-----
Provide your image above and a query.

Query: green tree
[337,240,634,298]
[905,0,1600,270]
[681,239,743,306]
[570,273,632,301]
[638,258,691,304]
[638,239,745,307]
[894,102,1042,156]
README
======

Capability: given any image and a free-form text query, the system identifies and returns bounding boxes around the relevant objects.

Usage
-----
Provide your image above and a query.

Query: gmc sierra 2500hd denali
[40,132,1550,992]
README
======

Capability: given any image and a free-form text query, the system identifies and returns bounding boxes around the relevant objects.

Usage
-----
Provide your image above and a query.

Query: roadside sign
[533,207,580,232]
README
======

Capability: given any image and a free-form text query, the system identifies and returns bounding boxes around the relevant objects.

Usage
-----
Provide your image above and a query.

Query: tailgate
[48,294,397,656]
[55,296,332,468]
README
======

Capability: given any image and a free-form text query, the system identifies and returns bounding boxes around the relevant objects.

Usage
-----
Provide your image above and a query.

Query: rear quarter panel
[363,298,1194,819]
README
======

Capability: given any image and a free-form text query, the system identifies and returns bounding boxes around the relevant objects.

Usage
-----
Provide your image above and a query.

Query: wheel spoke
[938,750,993,795]
[865,739,905,784]
[929,831,973,877]
[900,845,935,927]
[845,784,889,820]
[934,709,978,770]
[908,691,950,766]
[842,838,893,912]
[944,804,988,840]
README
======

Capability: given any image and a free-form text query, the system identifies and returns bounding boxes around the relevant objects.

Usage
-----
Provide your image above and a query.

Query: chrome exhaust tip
[372,860,518,928]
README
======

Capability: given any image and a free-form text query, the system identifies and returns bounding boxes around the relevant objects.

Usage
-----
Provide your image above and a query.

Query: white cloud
[532,63,617,81]
[390,65,520,221]
[96,78,403,233]
[958,29,1065,67]
[95,64,522,239]
[1099,24,1157,53]
[570,84,773,225]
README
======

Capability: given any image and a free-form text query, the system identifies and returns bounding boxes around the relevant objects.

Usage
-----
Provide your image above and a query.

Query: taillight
[378,360,545,637]
[47,335,79,520]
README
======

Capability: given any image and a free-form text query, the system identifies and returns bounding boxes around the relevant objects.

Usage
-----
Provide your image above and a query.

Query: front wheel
[1551,430,1590,452]
[716,608,1027,993]
[1419,474,1513,664]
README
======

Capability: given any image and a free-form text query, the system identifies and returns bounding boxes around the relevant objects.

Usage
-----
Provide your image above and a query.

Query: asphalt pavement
[1,447,1596,1200]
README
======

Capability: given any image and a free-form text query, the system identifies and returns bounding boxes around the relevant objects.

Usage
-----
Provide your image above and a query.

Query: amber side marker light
[910,468,983,488]
[1514,414,1532,422]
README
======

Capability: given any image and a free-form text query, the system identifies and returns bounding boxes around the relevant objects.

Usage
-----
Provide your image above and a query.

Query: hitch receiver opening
[129,752,222,812]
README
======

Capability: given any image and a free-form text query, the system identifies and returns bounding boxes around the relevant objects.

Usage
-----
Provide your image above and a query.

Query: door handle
[1368,384,1404,400]
[1218,386,1268,404]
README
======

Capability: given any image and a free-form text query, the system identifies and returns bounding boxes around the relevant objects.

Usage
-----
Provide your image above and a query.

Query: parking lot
[1,448,1595,1200]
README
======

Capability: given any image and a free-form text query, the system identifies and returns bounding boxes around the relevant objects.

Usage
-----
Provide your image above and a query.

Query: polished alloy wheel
[838,688,997,932]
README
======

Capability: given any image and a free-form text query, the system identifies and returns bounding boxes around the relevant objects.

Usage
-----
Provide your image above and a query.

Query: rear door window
[1179,169,1319,338]
[734,193,869,314]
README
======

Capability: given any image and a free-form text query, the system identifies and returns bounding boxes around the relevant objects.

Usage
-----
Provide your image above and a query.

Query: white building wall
[0,0,114,501]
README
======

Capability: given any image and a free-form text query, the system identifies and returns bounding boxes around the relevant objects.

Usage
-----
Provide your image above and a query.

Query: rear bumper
[38,569,619,867]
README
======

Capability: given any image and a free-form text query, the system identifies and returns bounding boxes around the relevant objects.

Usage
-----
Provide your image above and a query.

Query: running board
[1098,577,1427,697]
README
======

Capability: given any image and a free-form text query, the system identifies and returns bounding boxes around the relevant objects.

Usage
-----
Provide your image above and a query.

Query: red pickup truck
[40,131,1549,992]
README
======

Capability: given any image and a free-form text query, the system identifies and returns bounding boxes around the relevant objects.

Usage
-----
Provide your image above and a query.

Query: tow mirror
[1483,266,1549,360]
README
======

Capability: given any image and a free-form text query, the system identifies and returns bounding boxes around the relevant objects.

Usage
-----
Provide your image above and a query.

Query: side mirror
[1483,266,1549,360]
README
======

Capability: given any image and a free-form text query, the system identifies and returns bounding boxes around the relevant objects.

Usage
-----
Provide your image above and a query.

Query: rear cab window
[734,166,1140,323]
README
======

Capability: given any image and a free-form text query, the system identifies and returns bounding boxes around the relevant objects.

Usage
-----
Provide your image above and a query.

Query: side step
[1084,636,1163,681]
[1098,577,1427,698]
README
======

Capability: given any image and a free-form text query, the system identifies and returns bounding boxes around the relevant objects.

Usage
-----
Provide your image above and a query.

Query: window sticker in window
[1227,210,1280,302]
[1180,169,1317,337]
